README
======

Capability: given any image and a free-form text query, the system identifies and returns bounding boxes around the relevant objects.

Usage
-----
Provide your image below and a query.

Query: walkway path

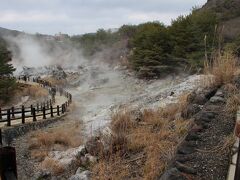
[0,80,69,128]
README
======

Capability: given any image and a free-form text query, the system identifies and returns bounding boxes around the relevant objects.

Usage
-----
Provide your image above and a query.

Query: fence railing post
[37,103,39,112]
[7,109,11,126]
[43,106,46,119]
[50,106,54,118]
[62,104,65,114]
[11,107,15,119]
[57,105,60,116]
[47,101,49,109]
[0,129,2,146]
[65,101,68,108]
[30,105,33,115]
[0,108,2,120]
[33,108,36,122]
[22,106,25,124]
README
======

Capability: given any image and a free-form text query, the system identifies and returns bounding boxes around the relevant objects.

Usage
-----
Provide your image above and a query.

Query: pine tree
[0,38,16,102]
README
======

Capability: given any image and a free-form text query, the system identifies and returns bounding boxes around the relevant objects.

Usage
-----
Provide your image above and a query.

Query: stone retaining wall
[160,85,236,180]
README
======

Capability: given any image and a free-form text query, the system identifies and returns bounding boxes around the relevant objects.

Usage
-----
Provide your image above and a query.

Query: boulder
[191,94,208,105]
[185,132,200,141]
[80,154,97,167]
[159,168,187,180]
[35,170,51,179]
[69,170,91,180]
[182,104,201,118]
[177,146,195,155]
[191,124,204,133]
[194,112,215,123]
[215,90,224,97]
[76,167,85,174]
[176,154,194,163]
[175,162,197,175]
[85,154,97,164]
[209,96,225,104]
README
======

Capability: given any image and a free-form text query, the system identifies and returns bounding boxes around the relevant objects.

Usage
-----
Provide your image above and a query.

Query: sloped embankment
[161,84,237,180]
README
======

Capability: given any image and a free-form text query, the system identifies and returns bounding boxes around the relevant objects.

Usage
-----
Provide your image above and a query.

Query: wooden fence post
[37,103,39,112]
[62,104,65,114]
[50,106,54,118]
[0,108,2,120]
[47,101,49,109]
[7,109,11,126]
[22,106,25,124]
[65,101,68,108]
[43,106,46,119]
[0,129,2,146]
[30,105,33,115]
[57,105,60,116]
[33,108,36,122]
[11,107,15,118]
[50,99,52,107]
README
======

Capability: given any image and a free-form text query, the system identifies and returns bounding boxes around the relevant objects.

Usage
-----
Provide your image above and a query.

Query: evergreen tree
[0,38,16,102]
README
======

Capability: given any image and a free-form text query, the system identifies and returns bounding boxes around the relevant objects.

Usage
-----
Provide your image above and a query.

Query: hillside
[201,0,240,39]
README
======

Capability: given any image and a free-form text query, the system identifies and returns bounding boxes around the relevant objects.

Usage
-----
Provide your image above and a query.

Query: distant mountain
[0,27,23,37]
[201,0,240,40]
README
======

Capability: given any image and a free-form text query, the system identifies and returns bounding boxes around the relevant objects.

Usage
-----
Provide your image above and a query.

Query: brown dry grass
[15,83,48,99]
[41,157,65,175]
[92,155,129,180]
[29,122,82,162]
[225,94,240,114]
[43,76,66,86]
[204,51,238,86]
[92,96,191,180]
[223,83,240,114]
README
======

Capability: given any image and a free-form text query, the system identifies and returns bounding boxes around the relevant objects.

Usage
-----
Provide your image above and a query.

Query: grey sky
[0,0,207,35]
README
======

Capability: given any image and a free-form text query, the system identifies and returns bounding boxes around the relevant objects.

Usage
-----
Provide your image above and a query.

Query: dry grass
[30,150,48,162]
[43,76,66,86]
[224,83,238,94]
[92,96,191,180]
[29,122,82,162]
[222,83,240,114]
[225,94,240,114]
[111,109,135,135]
[92,155,129,180]
[16,83,48,98]
[204,51,238,86]
[41,157,65,175]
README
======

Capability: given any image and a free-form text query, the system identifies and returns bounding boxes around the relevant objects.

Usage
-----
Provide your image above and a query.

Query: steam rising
[3,34,86,73]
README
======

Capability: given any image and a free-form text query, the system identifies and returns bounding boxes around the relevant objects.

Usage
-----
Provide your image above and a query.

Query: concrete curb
[227,109,240,180]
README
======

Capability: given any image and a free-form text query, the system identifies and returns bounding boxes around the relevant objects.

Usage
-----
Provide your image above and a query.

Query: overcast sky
[0,0,207,35]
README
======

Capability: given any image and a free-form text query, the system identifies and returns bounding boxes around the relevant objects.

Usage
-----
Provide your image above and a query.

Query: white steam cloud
[3,34,86,74]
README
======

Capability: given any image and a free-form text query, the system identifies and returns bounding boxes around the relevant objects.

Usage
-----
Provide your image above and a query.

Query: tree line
[71,8,224,78]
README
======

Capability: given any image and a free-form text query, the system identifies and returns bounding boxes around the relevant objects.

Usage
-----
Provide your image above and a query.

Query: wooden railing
[0,76,72,127]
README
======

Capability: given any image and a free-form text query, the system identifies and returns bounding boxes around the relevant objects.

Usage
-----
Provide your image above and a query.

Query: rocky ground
[11,63,237,180]
[12,63,207,179]
[161,85,236,180]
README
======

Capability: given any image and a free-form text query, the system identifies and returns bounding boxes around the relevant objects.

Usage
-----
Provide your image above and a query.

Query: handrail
[0,77,72,127]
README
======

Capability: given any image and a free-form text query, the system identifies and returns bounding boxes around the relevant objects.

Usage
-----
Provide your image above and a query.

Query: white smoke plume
[3,33,87,74]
